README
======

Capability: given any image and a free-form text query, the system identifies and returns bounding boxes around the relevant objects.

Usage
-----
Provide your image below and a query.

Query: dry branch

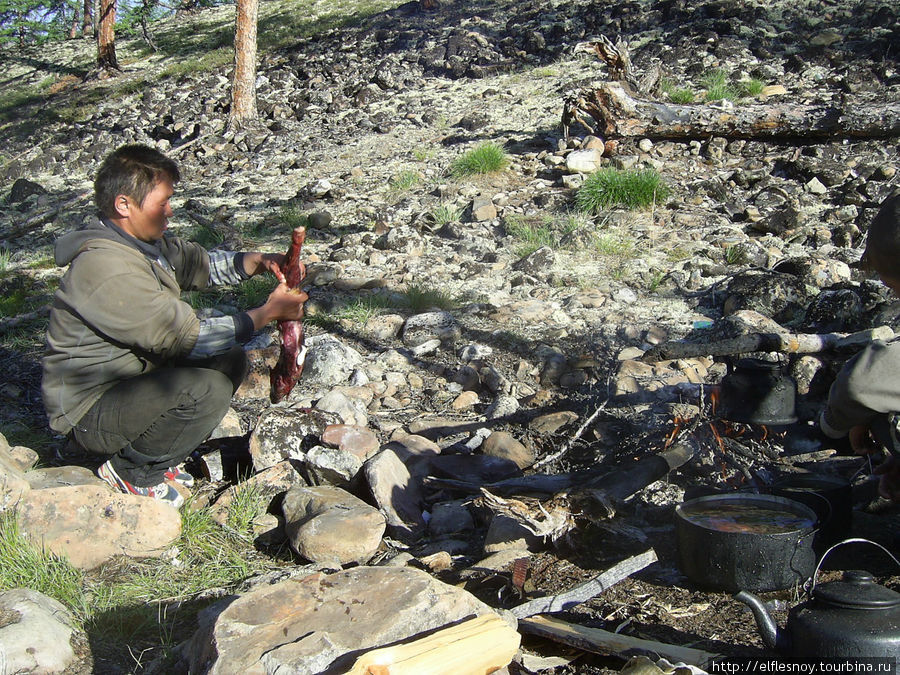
[563,81,900,141]
[519,615,719,668]
[0,305,50,333]
[640,326,895,362]
[1,190,91,242]
[511,549,657,618]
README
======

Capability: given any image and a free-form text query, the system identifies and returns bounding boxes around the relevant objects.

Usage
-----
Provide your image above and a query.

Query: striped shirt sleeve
[208,251,251,286]
[187,312,255,359]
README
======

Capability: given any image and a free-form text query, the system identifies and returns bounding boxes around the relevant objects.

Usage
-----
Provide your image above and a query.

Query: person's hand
[874,454,900,502]
[246,283,307,329]
[243,252,286,283]
[849,424,880,455]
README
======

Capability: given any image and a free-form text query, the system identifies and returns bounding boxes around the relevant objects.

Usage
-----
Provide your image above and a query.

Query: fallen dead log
[1,190,91,243]
[518,615,720,668]
[426,442,696,499]
[563,81,900,141]
[511,549,657,618]
[0,305,50,333]
[345,614,520,675]
[640,326,895,363]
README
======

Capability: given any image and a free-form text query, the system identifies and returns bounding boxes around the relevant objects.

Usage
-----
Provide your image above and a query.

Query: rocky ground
[1,0,899,672]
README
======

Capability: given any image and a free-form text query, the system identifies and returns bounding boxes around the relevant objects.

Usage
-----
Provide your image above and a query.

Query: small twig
[532,398,608,469]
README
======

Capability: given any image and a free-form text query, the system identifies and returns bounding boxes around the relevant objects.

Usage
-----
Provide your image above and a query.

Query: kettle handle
[811,537,900,591]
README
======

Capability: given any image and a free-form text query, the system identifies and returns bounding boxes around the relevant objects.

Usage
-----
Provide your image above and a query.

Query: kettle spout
[733,591,790,652]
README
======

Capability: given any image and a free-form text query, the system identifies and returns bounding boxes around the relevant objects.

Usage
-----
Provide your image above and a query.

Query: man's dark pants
[72,347,248,486]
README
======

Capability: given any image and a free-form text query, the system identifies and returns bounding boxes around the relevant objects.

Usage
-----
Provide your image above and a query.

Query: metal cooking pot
[675,493,817,592]
[718,357,798,425]
[770,473,852,550]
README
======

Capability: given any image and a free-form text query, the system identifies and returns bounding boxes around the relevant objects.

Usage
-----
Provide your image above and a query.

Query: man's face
[118,178,174,243]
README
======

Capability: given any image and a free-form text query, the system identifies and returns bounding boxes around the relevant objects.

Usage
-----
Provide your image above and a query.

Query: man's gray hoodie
[42,218,210,434]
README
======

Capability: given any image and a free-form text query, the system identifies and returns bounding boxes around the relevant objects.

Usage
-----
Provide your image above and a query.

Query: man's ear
[113,194,131,219]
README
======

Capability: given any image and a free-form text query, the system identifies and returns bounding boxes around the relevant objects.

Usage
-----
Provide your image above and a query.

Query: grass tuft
[402,284,455,312]
[576,168,668,212]
[430,203,463,225]
[450,142,508,177]
[702,68,740,102]
[660,78,694,103]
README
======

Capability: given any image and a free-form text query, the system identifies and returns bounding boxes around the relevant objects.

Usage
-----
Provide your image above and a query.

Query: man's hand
[246,283,307,330]
[849,424,880,455]
[243,252,287,284]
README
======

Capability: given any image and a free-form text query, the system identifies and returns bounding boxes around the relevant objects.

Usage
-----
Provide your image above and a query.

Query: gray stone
[187,566,509,674]
[249,407,341,472]
[24,465,104,490]
[0,588,80,674]
[481,431,534,469]
[428,500,475,536]
[314,388,369,427]
[363,448,426,541]
[303,334,365,385]
[401,311,461,348]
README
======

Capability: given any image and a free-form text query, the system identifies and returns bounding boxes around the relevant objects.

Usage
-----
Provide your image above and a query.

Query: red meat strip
[270,226,308,403]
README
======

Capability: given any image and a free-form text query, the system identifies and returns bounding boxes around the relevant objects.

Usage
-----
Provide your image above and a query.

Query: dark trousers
[73,347,248,486]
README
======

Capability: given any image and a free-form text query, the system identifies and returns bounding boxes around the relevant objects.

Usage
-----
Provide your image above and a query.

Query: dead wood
[0,305,50,333]
[346,614,520,675]
[511,549,657,618]
[562,81,900,141]
[574,36,660,97]
[518,615,720,668]
[1,190,91,243]
[640,326,895,363]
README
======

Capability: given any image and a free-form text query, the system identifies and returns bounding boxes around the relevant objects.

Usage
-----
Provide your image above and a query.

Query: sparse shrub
[278,206,310,230]
[504,215,558,257]
[450,142,509,177]
[576,168,668,212]
[388,169,422,195]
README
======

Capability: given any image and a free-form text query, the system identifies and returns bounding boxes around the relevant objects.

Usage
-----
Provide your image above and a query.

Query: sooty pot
[735,570,900,659]
[718,357,797,425]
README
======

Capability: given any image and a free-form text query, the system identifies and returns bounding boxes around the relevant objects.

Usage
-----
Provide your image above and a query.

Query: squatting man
[42,144,307,509]
[819,192,900,503]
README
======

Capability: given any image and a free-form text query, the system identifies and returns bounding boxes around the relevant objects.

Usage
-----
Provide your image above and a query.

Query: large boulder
[249,407,340,471]
[15,485,182,569]
[186,566,513,674]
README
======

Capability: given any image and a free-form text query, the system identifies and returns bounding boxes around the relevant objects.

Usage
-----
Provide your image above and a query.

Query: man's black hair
[94,144,180,218]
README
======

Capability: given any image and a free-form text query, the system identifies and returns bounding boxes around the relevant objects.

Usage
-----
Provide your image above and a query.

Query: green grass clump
[504,216,558,257]
[450,143,509,177]
[430,203,463,225]
[278,206,310,231]
[306,294,397,328]
[702,69,740,102]
[660,78,694,103]
[576,168,668,212]
[724,244,749,265]
[0,512,88,623]
[387,169,422,199]
[402,284,455,312]
[739,78,766,97]
[236,276,274,309]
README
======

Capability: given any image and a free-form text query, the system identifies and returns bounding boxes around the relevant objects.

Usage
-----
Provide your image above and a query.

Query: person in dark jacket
[42,144,307,508]
[820,192,900,503]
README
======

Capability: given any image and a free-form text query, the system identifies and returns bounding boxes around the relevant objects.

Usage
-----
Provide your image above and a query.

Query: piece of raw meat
[270,226,307,403]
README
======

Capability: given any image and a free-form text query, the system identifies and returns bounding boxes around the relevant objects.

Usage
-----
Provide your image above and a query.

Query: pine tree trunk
[230,0,259,127]
[69,4,80,39]
[96,0,119,70]
[83,0,94,35]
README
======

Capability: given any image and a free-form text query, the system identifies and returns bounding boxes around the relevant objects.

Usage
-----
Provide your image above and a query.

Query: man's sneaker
[97,460,184,509]
[164,464,195,488]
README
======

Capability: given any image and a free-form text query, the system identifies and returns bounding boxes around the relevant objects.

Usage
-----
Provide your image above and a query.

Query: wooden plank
[345,614,520,675]
[511,549,658,619]
[519,615,719,668]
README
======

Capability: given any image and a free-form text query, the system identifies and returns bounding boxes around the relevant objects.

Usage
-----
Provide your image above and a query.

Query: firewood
[518,615,719,668]
[641,326,895,363]
[345,614,520,675]
[511,549,657,618]
[563,81,900,141]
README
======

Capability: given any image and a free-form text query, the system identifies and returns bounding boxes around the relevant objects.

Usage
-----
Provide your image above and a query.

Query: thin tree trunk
[96,0,119,70]
[230,0,259,126]
[69,3,80,38]
[83,0,94,35]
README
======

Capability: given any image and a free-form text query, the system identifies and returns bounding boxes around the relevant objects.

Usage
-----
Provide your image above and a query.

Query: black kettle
[735,570,900,659]
[718,357,798,425]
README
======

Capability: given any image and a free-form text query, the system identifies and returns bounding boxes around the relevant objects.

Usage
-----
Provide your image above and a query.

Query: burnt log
[641,326,895,363]
[563,81,900,141]
[270,226,308,403]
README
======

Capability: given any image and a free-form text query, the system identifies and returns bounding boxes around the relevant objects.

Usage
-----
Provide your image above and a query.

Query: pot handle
[811,537,900,591]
